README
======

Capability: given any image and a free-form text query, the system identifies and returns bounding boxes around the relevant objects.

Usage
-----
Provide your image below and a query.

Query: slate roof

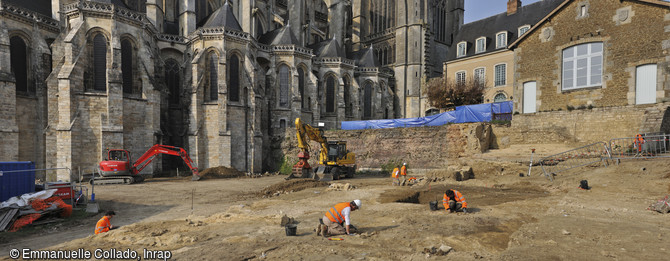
[356,46,380,68]
[202,1,242,31]
[447,0,564,61]
[307,38,344,58]
[258,23,299,45]
[4,0,52,16]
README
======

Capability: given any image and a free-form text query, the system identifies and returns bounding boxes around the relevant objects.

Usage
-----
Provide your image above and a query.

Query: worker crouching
[317,200,361,237]
[94,211,116,234]
[442,190,468,213]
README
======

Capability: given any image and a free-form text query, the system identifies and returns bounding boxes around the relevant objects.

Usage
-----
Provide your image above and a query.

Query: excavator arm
[132,144,201,181]
[295,118,329,156]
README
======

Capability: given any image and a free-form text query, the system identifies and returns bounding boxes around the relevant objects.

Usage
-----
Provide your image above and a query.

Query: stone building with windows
[510,0,670,114]
[0,0,465,178]
[443,0,563,106]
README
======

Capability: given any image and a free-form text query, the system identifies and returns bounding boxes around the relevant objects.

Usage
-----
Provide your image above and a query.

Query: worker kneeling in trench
[443,189,468,213]
[317,200,361,237]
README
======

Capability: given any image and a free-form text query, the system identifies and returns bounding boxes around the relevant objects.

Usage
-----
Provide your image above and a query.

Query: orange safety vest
[635,134,644,152]
[325,202,351,224]
[95,216,111,234]
[392,168,399,178]
[400,166,407,176]
[442,190,467,209]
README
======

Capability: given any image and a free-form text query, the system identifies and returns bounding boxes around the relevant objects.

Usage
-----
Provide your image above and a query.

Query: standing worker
[94,211,116,234]
[317,200,361,237]
[442,189,468,213]
[400,163,408,186]
[391,165,400,186]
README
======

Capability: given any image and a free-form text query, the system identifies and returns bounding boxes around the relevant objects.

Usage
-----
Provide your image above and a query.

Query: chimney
[507,0,521,15]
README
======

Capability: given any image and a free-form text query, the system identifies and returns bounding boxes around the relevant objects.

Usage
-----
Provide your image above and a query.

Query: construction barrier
[608,134,670,161]
[539,142,610,180]
[341,101,512,130]
[539,133,670,180]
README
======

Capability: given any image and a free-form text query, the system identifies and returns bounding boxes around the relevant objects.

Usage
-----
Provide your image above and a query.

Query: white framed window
[518,25,530,36]
[457,42,467,57]
[475,37,486,53]
[456,71,466,85]
[494,64,506,86]
[474,67,485,83]
[562,42,603,90]
[496,32,507,48]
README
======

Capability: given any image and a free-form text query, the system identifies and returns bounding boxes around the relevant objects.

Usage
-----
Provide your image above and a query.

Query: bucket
[429,201,438,211]
[579,180,590,190]
[285,224,297,236]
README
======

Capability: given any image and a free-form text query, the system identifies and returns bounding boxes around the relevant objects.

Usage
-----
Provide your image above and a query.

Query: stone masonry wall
[276,103,670,170]
[492,103,670,147]
[514,0,670,112]
[17,97,39,162]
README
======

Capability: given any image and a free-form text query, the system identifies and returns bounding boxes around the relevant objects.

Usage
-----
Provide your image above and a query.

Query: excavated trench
[380,184,550,207]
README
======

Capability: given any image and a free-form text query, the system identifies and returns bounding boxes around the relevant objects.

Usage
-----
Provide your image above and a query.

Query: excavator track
[89,175,144,185]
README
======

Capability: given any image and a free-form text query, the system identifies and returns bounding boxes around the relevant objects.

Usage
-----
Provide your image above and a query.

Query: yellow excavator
[292,118,356,181]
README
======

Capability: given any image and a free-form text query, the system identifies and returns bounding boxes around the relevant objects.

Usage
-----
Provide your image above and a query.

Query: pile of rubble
[0,190,72,232]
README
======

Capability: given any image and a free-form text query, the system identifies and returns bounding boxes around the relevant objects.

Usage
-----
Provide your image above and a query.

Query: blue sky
[464,0,542,23]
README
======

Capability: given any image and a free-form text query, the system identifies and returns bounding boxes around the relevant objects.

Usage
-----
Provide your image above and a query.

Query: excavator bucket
[313,166,333,182]
[191,174,201,181]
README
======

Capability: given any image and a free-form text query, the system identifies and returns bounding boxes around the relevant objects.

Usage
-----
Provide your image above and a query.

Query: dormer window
[518,25,531,36]
[476,37,486,53]
[457,42,467,57]
[496,32,507,48]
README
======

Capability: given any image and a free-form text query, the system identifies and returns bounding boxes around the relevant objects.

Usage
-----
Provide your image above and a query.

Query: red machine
[97,144,200,184]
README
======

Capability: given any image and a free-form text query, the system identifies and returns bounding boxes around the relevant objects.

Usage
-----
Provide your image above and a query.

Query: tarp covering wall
[341,101,512,130]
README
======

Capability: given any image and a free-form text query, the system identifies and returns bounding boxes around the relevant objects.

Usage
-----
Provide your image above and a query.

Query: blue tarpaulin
[341,101,512,130]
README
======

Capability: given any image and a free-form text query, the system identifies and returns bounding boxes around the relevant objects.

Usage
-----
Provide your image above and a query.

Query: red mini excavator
[96,144,200,184]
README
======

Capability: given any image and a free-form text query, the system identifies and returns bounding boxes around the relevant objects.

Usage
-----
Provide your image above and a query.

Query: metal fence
[539,142,610,181]
[608,134,670,161]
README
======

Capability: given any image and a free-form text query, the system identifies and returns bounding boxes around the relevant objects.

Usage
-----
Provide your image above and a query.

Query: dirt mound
[198,166,246,179]
[260,179,329,196]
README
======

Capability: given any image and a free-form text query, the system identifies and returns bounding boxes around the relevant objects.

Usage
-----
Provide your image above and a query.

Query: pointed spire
[358,45,379,68]
[203,1,243,31]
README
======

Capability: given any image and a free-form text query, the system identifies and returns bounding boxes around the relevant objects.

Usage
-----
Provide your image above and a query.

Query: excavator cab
[326,141,349,162]
[108,150,129,162]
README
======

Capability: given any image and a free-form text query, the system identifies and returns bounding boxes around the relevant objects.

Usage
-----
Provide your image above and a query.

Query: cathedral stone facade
[0,0,463,178]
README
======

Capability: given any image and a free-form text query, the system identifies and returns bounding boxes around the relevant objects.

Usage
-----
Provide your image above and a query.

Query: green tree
[425,76,487,109]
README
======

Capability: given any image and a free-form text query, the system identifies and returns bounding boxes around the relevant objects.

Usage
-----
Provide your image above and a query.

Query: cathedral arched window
[93,34,107,91]
[228,54,240,102]
[279,65,290,108]
[10,36,29,95]
[298,67,305,109]
[364,82,372,118]
[121,39,134,94]
[207,52,218,101]
[326,76,336,113]
[165,59,181,105]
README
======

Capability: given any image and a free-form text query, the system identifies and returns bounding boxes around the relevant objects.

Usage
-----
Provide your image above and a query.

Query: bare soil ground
[2,146,670,260]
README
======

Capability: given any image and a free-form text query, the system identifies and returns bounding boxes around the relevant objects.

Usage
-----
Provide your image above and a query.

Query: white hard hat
[353,199,362,209]
[403,162,406,166]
